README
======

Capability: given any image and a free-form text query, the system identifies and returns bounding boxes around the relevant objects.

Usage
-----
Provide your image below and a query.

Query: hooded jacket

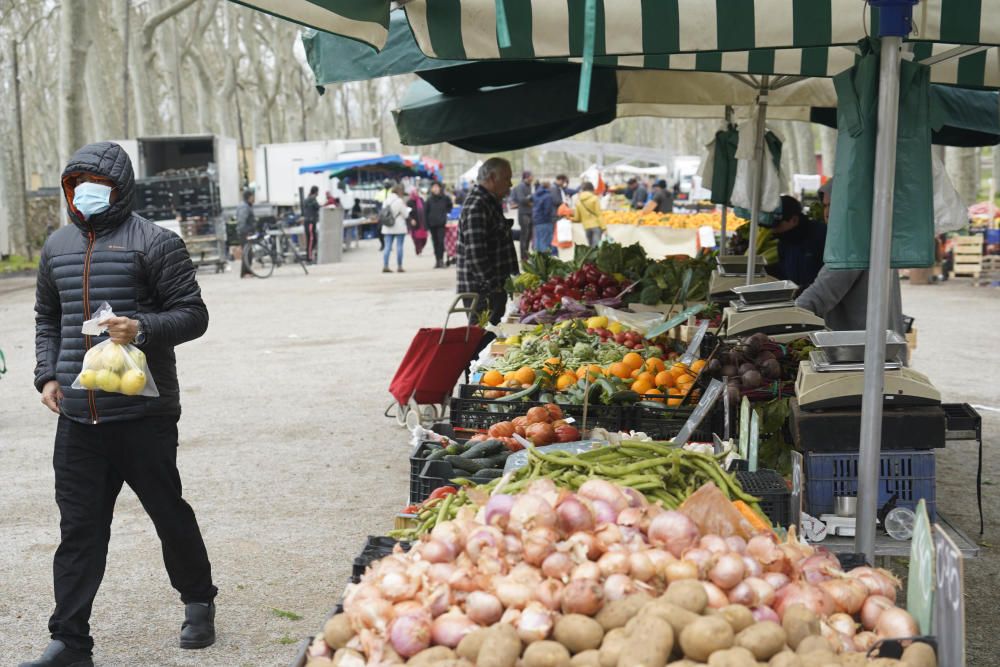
[34,141,208,424]
[572,191,603,230]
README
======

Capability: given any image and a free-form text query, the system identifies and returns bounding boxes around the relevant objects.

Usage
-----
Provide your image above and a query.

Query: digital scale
[721,280,827,342]
[795,331,941,410]
[709,256,776,303]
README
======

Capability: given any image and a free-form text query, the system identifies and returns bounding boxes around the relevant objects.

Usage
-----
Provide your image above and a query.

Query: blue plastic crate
[804,450,936,519]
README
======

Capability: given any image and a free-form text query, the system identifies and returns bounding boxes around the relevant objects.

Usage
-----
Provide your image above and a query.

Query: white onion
[517,602,554,643]
[561,578,604,615]
[541,551,573,580]
[590,500,618,526]
[578,479,628,513]
[616,507,643,527]
[571,561,601,581]
[567,532,601,560]
[522,527,558,566]
[700,534,729,554]
[860,594,896,631]
[664,559,698,583]
[495,577,533,609]
[388,614,431,657]
[556,496,595,536]
[419,539,456,563]
[535,578,564,611]
[465,591,502,625]
[818,577,869,615]
[848,567,900,602]
[484,494,515,528]
[377,570,418,602]
[773,582,835,619]
[603,573,636,601]
[628,552,655,582]
[827,612,858,637]
[701,581,729,609]
[598,551,630,577]
[510,494,556,531]
[725,536,747,554]
[464,526,504,562]
[762,572,790,590]
[709,553,746,590]
[430,609,477,648]
[750,606,780,623]
[647,511,700,557]
[742,555,763,578]
[853,631,878,652]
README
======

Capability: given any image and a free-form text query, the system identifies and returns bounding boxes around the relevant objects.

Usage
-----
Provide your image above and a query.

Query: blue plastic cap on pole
[869,0,919,37]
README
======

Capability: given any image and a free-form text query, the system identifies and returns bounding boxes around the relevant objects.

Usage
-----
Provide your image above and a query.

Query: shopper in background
[551,174,577,205]
[628,177,648,210]
[22,142,216,667]
[796,179,905,334]
[766,195,827,292]
[510,171,534,262]
[424,182,453,269]
[643,180,674,214]
[456,157,519,360]
[573,181,604,247]
[234,188,256,278]
[381,183,410,273]
[407,187,428,256]
[302,185,320,264]
[532,180,557,255]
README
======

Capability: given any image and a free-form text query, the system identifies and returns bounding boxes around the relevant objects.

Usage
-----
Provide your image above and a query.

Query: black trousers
[463,292,508,380]
[429,226,446,264]
[303,220,317,262]
[518,216,533,262]
[49,415,216,652]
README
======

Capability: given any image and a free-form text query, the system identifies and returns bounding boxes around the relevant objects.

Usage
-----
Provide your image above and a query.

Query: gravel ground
[0,244,997,666]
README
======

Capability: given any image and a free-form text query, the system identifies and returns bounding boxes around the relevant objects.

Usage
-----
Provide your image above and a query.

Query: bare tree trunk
[945,146,979,204]
[4,40,28,255]
[818,126,836,175]
[131,0,197,136]
[59,0,91,172]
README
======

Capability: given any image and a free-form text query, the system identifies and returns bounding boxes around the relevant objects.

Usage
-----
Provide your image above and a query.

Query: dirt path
[0,246,997,666]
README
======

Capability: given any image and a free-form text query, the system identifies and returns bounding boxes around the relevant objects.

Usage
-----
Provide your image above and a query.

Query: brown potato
[679,615,735,662]
[666,662,701,667]
[383,644,404,664]
[794,637,832,656]
[769,651,803,667]
[735,621,787,661]
[428,661,475,667]
[642,601,701,636]
[838,654,868,667]
[331,648,365,667]
[406,646,456,666]
[663,580,709,615]
[523,640,572,667]
[595,593,655,631]
[707,646,758,667]
[555,614,606,654]
[305,659,334,667]
[901,642,937,667]
[617,615,674,667]
[456,628,490,662]
[796,650,840,667]
[571,649,602,667]
[719,605,756,634]
[323,614,354,650]
[478,624,523,667]
[782,606,821,651]
[599,628,627,667]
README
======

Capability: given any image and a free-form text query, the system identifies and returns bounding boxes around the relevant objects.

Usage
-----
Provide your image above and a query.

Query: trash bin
[317,206,343,264]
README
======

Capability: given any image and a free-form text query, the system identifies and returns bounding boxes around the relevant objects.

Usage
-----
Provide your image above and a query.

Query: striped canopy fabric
[239,0,1000,58]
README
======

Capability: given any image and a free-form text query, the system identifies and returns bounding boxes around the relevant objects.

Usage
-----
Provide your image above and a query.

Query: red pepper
[428,486,458,501]
[402,504,421,515]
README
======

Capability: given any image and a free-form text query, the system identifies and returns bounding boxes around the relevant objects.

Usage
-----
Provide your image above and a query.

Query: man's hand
[100,316,139,344]
[41,380,63,414]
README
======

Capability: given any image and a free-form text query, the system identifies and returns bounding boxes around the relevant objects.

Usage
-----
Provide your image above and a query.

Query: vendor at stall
[642,180,674,214]
[765,195,827,292]
[795,180,905,334]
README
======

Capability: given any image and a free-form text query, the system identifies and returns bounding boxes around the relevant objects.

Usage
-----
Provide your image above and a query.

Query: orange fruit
[623,352,644,370]
[609,362,632,380]
[655,370,676,388]
[544,357,561,368]
[504,371,517,382]
[644,387,665,403]
[646,357,666,374]
[576,364,603,381]
[667,396,684,407]
[482,369,504,387]
[630,368,641,379]
[676,373,695,386]
[635,371,656,386]
[632,379,654,395]
[690,359,707,373]
[556,372,577,391]
[515,366,536,385]
[670,362,689,377]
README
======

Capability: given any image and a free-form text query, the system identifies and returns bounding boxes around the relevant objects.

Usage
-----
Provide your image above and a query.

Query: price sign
[673,379,724,447]
[748,409,760,472]
[906,500,934,634]
[790,451,803,529]
[644,304,707,339]
[680,320,710,366]
[933,525,965,667]
[739,397,750,460]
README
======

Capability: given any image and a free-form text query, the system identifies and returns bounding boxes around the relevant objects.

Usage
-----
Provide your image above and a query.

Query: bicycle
[242,221,310,279]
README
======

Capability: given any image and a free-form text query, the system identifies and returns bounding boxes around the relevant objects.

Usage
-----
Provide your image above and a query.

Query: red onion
[578,479,628,513]
[709,553,746,590]
[682,548,712,574]
[664,559,698,583]
[419,539,456,563]
[854,631,877,652]
[860,594,896,630]
[848,567,900,602]
[603,573,636,601]
[523,527,558,566]
[762,572,790,590]
[349,597,393,633]
[616,507,643,527]
[628,552,655,582]
[561,578,605,615]
[465,526,504,561]
[431,522,465,551]
[377,570,418,602]
[746,534,782,565]
[517,602,554,643]
[773,582,835,619]
[595,523,624,550]
[725,536,747,554]
[484,494,515,528]
[426,585,451,617]
[648,511,700,557]
[567,532,601,560]
[510,494,556,531]
[828,612,858,637]
[727,581,756,607]
[535,578,564,611]
[503,534,524,561]
[701,581,729,609]
[590,500,618,526]
[621,486,647,508]
[819,578,869,615]
[751,606,780,623]
[571,561,601,581]
[465,591,503,625]
[742,555,763,578]
[541,551,573,580]
[389,614,431,657]
[700,534,729,554]
[431,609,477,648]
[598,551,630,577]
[800,552,842,584]
[556,496,595,535]
[449,567,480,593]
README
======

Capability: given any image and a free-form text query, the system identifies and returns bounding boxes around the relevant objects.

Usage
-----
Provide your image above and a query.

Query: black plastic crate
[735,469,791,527]
[629,395,723,441]
[835,553,870,570]
[409,442,442,505]
[351,536,411,584]
[942,403,981,436]
[450,384,628,435]
[417,459,503,502]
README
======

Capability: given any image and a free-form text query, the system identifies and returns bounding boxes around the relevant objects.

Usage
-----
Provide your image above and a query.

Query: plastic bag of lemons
[71,302,159,397]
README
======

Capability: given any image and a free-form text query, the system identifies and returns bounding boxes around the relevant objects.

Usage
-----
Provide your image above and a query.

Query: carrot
[733,500,772,533]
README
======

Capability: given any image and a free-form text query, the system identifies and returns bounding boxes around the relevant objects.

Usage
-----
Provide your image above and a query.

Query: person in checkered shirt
[456,158,519,358]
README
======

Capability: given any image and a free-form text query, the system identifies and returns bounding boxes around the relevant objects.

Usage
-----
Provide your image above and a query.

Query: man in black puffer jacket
[22,142,217,667]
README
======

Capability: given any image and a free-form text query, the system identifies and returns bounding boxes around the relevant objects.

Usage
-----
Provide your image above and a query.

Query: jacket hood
[61,142,136,235]
[579,191,599,203]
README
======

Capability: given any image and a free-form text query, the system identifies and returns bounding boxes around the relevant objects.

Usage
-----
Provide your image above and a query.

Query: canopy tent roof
[298,153,442,183]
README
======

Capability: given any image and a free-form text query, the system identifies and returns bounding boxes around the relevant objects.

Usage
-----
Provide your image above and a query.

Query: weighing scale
[721,280,826,342]
[795,330,941,410]
[709,256,776,303]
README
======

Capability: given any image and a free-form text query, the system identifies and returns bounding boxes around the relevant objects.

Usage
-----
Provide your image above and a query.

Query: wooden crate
[906,328,918,354]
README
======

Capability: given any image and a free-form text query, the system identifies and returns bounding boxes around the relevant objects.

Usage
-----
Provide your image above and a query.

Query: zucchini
[461,439,505,459]
[610,390,640,405]
[486,451,512,467]
[636,400,669,411]
[497,378,543,402]
[476,468,505,479]
[446,455,495,473]
[427,446,451,461]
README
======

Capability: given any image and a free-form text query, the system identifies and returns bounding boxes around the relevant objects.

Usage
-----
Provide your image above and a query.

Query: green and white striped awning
[238,0,1000,57]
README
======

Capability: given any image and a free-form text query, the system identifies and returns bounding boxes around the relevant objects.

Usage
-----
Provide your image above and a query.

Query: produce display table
[342,216,371,250]
[604,225,699,259]
[819,513,979,560]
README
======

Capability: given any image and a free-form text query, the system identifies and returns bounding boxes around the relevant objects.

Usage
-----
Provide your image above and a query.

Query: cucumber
[461,439,505,459]
[496,378,542,402]
[446,455,495,473]
[486,451,512,467]
[476,468,505,479]
[610,390,640,405]
[427,446,450,461]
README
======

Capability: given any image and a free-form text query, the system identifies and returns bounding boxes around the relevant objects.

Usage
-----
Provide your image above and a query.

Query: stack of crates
[953,234,983,277]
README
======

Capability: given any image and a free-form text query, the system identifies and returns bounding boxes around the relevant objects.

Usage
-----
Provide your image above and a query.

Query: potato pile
[305,581,936,667]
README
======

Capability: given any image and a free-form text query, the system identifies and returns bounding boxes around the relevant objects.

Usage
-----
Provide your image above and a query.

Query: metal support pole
[855,36,903,560]
[745,77,769,285]
[719,106,732,256]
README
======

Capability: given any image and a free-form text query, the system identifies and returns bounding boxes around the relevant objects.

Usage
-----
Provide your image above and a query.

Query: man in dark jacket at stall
[21,142,217,667]
[425,181,453,268]
[766,195,827,292]
[629,177,648,209]
[510,170,534,261]
[302,185,320,263]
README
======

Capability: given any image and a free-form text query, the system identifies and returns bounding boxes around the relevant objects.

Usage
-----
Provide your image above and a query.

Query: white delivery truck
[253,137,381,207]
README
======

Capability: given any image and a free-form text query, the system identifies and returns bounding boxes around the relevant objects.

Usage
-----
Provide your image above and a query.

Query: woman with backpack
[380,183,410,273]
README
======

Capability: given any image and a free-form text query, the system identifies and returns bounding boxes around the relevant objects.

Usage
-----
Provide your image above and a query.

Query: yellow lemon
[586,315,609,330]
[120,369,146,396]
[100,344,126,372]
[83,347,102,370]
[95,369,121,393]
[608,322,624,335]
[78,369,99,389]
[129,348,146,369]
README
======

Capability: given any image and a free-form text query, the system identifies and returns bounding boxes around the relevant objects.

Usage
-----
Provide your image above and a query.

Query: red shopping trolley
[386,294,485,429]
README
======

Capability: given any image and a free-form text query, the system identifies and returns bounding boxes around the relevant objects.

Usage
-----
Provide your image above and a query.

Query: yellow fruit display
[100,344,127,373]
[585,315,609,329]
[120,369,147,396]
[601,209,749,231]
[82,347,102,370]
[95,369,120,393]
[78,369,99,389]
[607,322,625,335]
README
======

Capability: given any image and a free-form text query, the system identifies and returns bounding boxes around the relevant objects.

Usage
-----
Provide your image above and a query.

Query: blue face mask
[73,181,113,219]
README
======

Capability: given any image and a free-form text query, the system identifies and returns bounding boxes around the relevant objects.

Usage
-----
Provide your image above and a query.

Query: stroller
[386,294,485,429]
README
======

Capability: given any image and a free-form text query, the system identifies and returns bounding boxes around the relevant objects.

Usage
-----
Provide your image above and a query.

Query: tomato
[428,486,458,501]
[402,504,421,515]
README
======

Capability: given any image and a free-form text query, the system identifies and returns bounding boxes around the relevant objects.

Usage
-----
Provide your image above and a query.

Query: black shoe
[180,602,216,649]
[18,640,93,667]
[434,260,444,269]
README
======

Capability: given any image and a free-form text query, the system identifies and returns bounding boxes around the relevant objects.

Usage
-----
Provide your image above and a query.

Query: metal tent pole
[855,35,904,561]
[719,105,733,256]
[745,78,769,285]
